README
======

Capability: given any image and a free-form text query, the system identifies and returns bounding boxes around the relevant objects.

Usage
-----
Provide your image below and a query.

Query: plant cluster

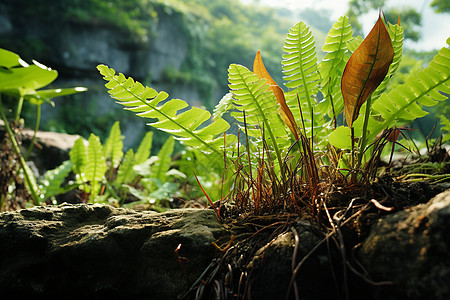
[98,13,449,216]
[0,48,86,210]
[40,121,203,211]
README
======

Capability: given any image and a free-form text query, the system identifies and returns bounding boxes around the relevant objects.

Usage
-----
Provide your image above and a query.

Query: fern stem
[25,104,41,160]
[243,111,254,197]
[15,95,24,122]
[357,96,373,169]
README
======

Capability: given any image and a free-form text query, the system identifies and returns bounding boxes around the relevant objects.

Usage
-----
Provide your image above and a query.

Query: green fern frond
[228,64,289,169]
[439,115,450,142]
[346,35,363,53]
[69,137,87,183]
[40,160,74,199]
[282,21,320,122]
[84,134,107,198]
[154,136,175,182]
[369,41,450,141]
[319,16,353,118]
[103,121,124,168]
[134,131,153,164]
[115,148,135,186]
[97,65,235,156]
[372,22,404,101]
[213,92,233,120]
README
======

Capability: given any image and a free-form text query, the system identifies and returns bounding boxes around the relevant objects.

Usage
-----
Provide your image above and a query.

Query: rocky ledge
[1,189,449,300]
[0,205,227,299]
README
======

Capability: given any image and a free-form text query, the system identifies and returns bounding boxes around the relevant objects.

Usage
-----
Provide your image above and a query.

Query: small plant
[98,13,449,215]
[0,48,86,210]
[40,121,195,211]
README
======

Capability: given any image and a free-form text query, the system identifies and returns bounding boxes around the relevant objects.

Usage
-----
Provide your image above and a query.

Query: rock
[21,128,83,174]
[2,190,450,299]
[360,190,450,300]
[0,204,227,299]
[246,223,339,300]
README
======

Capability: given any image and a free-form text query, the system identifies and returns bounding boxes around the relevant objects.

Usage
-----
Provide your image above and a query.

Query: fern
[40,160,74,199]
[69,137,87,183]
[103,121,124,168]
[112,130,153,195]
[369,41,450,141]
[84,134,107,198]
[439,115,450,142]
[213,92,233,120]
[115,148,136,186]
[153,136,175,182]
[97,65,236,156]
[319,16,353,119]
[228,64,289,169]
[282,21,320,125]
[134,131,153,164]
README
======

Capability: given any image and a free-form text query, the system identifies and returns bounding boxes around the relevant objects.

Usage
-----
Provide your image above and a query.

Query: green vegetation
[0,48,86,209]
[98,14,449,214]
[0,4,448,213]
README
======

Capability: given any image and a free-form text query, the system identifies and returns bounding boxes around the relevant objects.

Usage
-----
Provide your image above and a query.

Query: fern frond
[439,115,450,142]
[84,134,107,198]
[282,21,320,123]
[372,22,404,101]
[69,137,87,183]
[103,121,124,168]
[40,160,74,199]
[228,64,289,167]
[97,65,235,156]
[115,148,135,186]
[319,16,353,118]
[347,36,363,52]
[134,131,153,164]
[369,42,450,141]
[153,136,175,182]
[213,92,233,120]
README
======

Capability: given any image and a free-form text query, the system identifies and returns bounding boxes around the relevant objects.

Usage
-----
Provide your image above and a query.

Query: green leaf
[0,48,22,68]
[154,137,175,182]
[134,131,153,164]
[69,137,87,182]
[24,87,88,105]
[319,16,353,118]
[84,134,107,198]
[228,63,289,169]
[212,92,233,120]
[40,160,74,199]
[439,115,450,142]
[97,64,236,156]
[0,61,58,95]
[123,185,149,202]
[115,148,136,186]
[327,126,352,149]
[369,41,450,141]
[347,36,363,53]
[282,21,320,125]
[103,121,124,168]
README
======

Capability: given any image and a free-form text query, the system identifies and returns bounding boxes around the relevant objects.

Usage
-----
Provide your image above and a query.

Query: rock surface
[1,189,450,299]
[0,204,227,299]
[360,189,450,300]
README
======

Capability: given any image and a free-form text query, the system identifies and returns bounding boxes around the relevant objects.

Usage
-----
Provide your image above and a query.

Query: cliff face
[0,2,209,148]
